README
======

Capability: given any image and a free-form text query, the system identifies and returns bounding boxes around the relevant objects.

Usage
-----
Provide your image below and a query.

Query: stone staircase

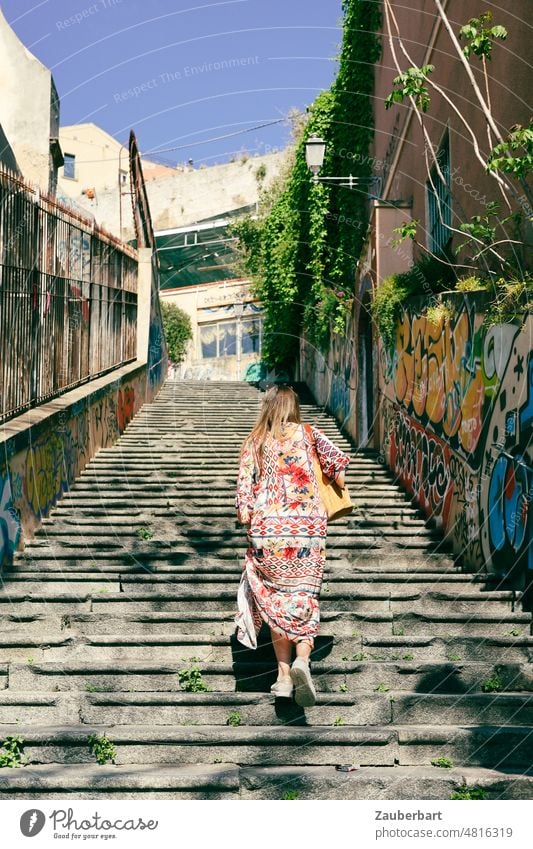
[0,379,532,799]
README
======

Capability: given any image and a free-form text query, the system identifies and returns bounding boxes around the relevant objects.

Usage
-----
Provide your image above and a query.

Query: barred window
[426,134,451,254]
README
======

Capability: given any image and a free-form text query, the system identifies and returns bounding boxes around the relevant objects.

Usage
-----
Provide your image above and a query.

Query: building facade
[0,8,63,192]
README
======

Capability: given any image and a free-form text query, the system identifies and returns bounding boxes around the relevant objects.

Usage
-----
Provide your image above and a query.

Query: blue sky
[3,0,343,166]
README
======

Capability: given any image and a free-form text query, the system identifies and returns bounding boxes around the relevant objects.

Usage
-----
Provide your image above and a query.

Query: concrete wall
[0,249,168,571]
[0,8,58,191]
[379,294,532,579]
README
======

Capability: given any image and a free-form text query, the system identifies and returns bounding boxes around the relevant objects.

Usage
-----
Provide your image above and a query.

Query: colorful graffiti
[385,404,453,523]
[117,385,136,431]
[381,297,532,573]
[24,431,68,518]
[0,475,21,561]
[392,301,485,455]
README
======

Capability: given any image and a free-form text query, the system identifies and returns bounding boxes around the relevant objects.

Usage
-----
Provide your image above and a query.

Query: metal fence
[0,166,138,424]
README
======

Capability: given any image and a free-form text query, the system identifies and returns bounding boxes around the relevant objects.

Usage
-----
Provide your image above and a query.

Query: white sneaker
[290,658,316,707]
[270,678,294,698]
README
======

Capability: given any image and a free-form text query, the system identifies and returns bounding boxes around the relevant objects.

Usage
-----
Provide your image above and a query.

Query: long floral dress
[234,422,350,649]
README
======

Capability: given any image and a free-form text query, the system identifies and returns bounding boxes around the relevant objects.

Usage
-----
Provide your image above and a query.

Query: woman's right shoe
[270,679,294,698]
[290,657,316,707]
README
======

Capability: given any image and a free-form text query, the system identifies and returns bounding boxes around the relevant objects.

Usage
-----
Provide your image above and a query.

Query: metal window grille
[427,135,452,254]
[0,166,138,424]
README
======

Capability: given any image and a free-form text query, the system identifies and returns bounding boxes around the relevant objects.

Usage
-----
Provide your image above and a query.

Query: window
[241,318,262,354]
[120,170,128,185]
[63,153,76,180]
[426,133,451,254]
[200,321,236,358]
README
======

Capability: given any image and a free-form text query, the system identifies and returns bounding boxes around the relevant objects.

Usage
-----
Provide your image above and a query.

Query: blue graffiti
[0,475,21,562]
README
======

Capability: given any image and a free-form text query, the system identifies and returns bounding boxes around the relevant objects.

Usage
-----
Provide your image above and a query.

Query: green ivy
[232,0,381,370]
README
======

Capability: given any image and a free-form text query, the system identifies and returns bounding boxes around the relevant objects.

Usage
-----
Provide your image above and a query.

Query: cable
[59,118,285,166]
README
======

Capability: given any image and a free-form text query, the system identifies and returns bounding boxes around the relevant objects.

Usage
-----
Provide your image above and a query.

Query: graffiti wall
[380,294,532,575]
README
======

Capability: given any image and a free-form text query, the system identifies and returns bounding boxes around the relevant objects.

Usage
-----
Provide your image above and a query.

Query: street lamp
[304,133,381,195]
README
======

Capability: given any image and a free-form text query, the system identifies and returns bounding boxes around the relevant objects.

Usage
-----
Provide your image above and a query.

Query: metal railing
[0,166,138,424]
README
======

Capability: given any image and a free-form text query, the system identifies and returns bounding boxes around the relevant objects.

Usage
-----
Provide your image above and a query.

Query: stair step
[2,723,531,768]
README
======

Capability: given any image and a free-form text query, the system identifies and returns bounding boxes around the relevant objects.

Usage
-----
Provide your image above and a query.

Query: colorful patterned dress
[234,422,350,649]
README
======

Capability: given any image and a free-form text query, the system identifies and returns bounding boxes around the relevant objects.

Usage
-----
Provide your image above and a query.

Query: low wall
[0,249,168,570]
[379,294,532,578]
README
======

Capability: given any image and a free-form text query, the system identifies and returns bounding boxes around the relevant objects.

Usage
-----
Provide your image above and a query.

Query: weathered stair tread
[0,762,239,793]
[0,764,530,800]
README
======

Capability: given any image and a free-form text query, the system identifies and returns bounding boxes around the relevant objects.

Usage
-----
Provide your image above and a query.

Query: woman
[234,385,350,707]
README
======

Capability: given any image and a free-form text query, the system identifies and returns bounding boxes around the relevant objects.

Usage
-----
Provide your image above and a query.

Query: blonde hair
[244,385,301,463]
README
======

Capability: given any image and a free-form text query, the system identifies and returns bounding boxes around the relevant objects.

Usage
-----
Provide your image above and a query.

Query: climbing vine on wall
[232,0,381,369]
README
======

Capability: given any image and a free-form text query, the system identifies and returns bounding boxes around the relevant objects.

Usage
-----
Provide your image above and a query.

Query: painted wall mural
[380,295,532,575]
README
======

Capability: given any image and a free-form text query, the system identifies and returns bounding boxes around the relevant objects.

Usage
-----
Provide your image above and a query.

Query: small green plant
[403,653,414,661]
[226,711,242,727]
[425,303,454,327]
[178,666,211,693]
[375,683,390,693]
[213,757,223,763]
[341,655,349,662]
[255,163,267,182]
[431,756,454,768]
[481,675,503,693]
[451,785,487,800]
[85,683,108,693]
[352,652,367,662]
[26,657,34,665]
[338,683,348,693]
[0,735,27,768]
[506,628,523,637]
[136,526,153,540]
[333,716,345,726]
[448,654,462,662]
[392,625,405,636]
[87,733,116,765]
[282,789,299,800]
[351,630,359,637]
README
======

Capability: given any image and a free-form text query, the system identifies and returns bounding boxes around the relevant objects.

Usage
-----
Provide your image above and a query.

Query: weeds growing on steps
[178,666,211,693]
[87,733,117,765]
[226,711,242,727]
[0,735,27,768]
[451,785,487,800]
[136,526,154,540]
[431,757,454,769]
[481,675,503,693]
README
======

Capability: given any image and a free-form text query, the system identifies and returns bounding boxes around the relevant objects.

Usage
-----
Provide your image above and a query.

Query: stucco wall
[379,294,532,579]
[0,9,56,189]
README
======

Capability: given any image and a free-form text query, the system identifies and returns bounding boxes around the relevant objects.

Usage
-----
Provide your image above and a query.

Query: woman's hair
[245,385,301,461]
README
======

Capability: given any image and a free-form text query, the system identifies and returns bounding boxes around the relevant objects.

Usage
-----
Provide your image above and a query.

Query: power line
[60,118,285,166]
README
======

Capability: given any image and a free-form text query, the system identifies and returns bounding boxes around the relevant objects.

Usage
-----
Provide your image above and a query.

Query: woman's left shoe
[270,679,294,698]
[290,657,316,707]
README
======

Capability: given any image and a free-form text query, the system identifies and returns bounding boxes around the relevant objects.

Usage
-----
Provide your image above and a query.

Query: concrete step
[1,689,531,727]
[8,652,533,692]
[2,722,531,768]
[0,763,529,800]
[0,608,528,639]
